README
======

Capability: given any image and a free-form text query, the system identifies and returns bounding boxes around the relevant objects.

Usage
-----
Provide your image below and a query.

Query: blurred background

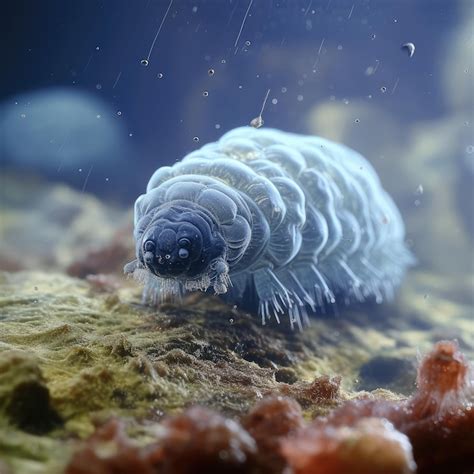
[0,0,473,280]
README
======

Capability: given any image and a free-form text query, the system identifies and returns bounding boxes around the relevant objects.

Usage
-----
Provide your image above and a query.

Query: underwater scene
[0,0,473,473]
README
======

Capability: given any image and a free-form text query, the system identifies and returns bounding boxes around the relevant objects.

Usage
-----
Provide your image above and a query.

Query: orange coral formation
[65,341,473,474]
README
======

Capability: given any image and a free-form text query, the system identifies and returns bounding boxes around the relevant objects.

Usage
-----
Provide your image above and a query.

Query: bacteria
[126,127,413,326]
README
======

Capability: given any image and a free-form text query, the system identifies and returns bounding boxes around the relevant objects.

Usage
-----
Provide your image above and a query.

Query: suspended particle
[208,68,215,76]
[380,86,387,93]
[157,73,164,79]
[141,59,149,66]
[250,116,264,128]
[193,136,200,142]
[202,90,209,97]
[401,42,415,58]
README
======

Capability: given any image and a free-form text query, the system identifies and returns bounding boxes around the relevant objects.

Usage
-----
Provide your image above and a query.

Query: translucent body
[128,127,413,327]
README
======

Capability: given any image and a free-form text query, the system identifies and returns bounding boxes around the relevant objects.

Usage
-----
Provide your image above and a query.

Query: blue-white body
[126,127,413,328]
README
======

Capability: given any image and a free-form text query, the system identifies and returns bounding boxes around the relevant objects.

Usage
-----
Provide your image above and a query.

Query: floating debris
[401,42,416,58]
[250,115,264,128]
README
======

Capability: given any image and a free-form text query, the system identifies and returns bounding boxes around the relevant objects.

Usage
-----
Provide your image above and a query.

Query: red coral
[282,417,416,474]
[66,408,258,474]
[65,419,157,474]
[241,396,304,472]
[282,340,474,474]
[151,406,257,473]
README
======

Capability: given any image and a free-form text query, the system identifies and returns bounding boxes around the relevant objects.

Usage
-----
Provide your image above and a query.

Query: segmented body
[130,127,413,328]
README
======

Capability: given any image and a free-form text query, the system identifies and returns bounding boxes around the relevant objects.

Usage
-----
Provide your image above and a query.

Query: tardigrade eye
[178,248,189,259]
[144,240,155,252]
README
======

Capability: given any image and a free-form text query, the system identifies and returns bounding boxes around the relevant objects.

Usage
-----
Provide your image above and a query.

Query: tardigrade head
[126,202,230,294]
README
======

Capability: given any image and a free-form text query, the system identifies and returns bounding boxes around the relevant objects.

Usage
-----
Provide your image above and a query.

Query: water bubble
[208,68,215,76]
[193,136,200,142]
[95,83,102,90]
[250,116,264,128]
[157,72,164,79]
[202,90,209,97]
[141,59,149,66]
[380,86,387,93]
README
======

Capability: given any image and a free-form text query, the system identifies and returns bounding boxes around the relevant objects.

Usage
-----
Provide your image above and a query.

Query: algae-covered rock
[0,266,472,473]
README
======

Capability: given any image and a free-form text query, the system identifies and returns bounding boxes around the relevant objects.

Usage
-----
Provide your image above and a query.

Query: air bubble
[271,98,278,105]
[193,136,200,142]
[355,118,360,123]
[245,40,251,46]
[96,84,102,90]
[157,72,164,79]
[208,68,215,76]
[297,94,304,102]
[96,114,101,119]
[371,34,376,40]
[281,87,287,93]
[380,86,387,93]
[20,113,26,119]
[202,90,209,97]
[141,59,149,66]
[466,145,474,154]
[117,111,122,116]
[215,124,221,129]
